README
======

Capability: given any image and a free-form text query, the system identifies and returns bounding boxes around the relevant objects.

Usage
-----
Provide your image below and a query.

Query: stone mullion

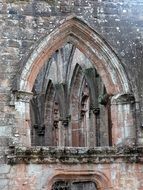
[30,98,40,146]
[84,68,100,147]
[65,44,76,82]
[135,101,143,146]
[107,101,112,146]
[70,66,83,147]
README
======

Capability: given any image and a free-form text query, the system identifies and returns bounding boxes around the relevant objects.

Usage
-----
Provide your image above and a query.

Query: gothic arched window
[30,43,112,147]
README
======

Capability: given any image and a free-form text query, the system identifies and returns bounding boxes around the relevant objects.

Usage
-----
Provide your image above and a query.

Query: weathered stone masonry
[0,0,143,189]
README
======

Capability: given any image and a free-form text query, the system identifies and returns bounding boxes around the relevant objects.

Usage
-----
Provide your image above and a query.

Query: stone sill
[6,146,143,165]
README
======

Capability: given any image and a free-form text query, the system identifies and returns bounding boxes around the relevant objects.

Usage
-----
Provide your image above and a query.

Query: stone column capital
[10,90,33,105]
[16,91,33,103]
[111,93,135,105]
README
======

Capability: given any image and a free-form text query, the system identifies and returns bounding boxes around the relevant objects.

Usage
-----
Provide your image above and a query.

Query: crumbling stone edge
[5,146,143,165]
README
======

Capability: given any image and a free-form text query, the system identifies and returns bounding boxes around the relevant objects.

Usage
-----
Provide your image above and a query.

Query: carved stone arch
[69,63,84,97]
[13,17,130,94]
[40,59,53,93]
[11,17,136,146]
[47,170,112,190]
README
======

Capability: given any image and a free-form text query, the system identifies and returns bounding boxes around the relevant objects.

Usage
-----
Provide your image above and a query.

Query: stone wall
[0,0,143,189]
[0,163,143,190]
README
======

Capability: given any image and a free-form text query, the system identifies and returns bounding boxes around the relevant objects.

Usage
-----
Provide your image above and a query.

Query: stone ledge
[6,146,143,165]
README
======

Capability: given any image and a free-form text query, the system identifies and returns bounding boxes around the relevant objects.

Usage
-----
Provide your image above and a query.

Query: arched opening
[29,43,112,147]
[47,170,112,190]
[12,17,135,147]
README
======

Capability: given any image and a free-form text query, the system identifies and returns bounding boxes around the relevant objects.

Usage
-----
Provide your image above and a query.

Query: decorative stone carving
[16,91,33,103]
[6,146,143,165]
[98,94,110,105]
[37,125,45,136]
[62,119,69,127]
[111,93,135,105]
[92,107,100,115]
[10,90,33,105]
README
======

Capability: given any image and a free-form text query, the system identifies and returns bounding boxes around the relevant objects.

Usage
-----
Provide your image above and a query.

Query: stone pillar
[111,93,136,146]
[135,101,143,145]
[11,91,33,147]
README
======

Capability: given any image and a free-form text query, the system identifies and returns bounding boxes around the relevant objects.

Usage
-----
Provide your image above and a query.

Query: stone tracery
[12,18,135,148]
[30,43,111,147]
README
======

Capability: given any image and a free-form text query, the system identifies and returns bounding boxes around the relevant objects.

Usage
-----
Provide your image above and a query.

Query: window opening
[52,180,97,190]
[30,43,111,147]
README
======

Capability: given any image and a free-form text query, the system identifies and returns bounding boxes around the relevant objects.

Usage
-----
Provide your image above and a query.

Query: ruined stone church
[0,0,143,189]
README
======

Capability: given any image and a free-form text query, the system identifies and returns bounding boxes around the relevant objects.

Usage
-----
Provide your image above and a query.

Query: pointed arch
[69,63,83,97]
[12,17,136,147]
[13,17,130,95]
